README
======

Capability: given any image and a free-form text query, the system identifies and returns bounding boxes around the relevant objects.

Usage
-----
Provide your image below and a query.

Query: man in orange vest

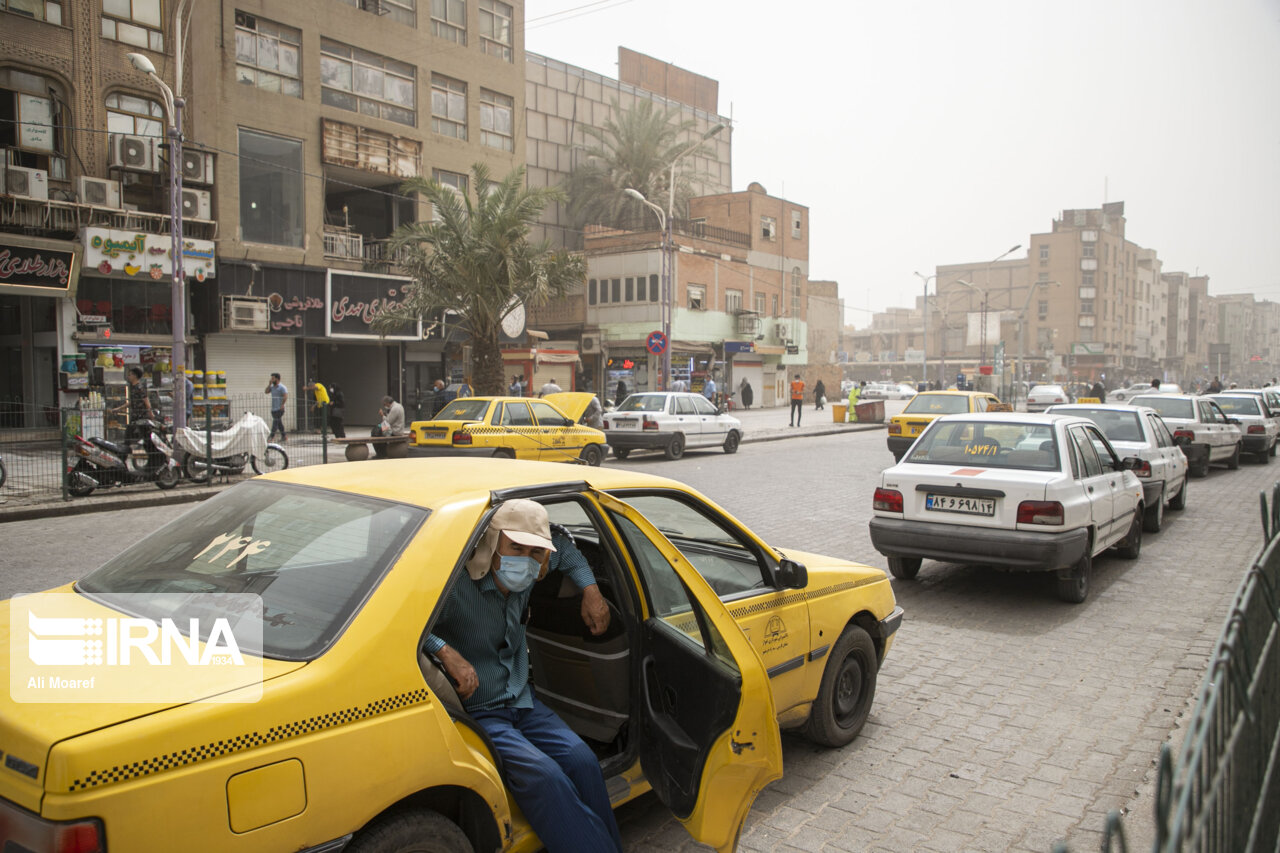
[789,373,805,427]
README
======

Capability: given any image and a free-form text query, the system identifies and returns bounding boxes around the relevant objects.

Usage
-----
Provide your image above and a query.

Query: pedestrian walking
[789,373,805,427]
[1090,380,1106,403]
[739,377,753,409]
[265,372,288,442]
[847,380,863,422]
[1207,376,1222,393]
[328,384,347,438]
[814,379,827,411]
[703,375,717,402]
[615,379,628,406]
[309,380,330,434]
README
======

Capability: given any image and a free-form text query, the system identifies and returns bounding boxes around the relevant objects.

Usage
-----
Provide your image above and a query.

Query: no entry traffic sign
[646,330,668,355]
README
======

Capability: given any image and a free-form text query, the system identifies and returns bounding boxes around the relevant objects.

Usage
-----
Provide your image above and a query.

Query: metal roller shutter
[203,334,298,428]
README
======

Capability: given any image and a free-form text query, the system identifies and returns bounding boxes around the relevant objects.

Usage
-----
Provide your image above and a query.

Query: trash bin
[832,403,848,423]
[855,400,885,423]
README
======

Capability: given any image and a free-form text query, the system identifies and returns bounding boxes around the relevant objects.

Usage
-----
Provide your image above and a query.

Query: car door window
[529,400,567,426]
[501,402,533,426]
[675,396,697,415]
[1207,401,1229,424]
[1151,416,1172,448]
[690,395,718,416]
[972,397,987,412]
[1070,426,1103,477]
[1084,425,1119,469]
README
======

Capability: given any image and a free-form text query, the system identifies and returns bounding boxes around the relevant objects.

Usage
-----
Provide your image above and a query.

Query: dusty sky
[525,0,1280,326]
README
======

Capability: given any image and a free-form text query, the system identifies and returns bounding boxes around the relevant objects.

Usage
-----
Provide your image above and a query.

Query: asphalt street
[1,420,1273,851]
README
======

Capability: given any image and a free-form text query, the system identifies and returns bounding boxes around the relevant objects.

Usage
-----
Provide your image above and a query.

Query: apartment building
[1,0,524,425]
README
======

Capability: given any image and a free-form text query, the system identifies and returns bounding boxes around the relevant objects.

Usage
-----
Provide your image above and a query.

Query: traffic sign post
[646,331,668,356]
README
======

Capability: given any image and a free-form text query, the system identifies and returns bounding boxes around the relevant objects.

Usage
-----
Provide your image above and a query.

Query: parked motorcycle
[173,412,288,482]
[65,419,180,496]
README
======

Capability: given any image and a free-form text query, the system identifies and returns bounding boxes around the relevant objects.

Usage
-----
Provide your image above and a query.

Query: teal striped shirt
[424,531,596,712]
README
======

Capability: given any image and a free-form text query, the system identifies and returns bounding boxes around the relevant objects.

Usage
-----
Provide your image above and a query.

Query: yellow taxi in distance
[0,460,902,853]
[887,390,1005,461]
[408,393,607,465]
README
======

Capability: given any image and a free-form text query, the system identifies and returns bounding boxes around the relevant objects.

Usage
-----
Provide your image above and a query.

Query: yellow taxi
[887,390,1004,461]
[0,459,901,853]
[408,393,607,465]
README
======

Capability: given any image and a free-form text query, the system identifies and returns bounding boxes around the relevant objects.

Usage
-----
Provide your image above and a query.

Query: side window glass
[528,400,566,425]
[1071,427,1103,477]
[502,402,533,426]
[691,395,717,416]
[676,396,697,415]
[973,397,987,412]
[1198,401,1214,423]
[1208,402,1227,424]
[1066,433,1082,479]
[1152,417,1171,448]
[1086,425,1118,468]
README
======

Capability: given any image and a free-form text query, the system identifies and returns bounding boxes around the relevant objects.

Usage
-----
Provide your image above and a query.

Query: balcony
[323,227,364,260]
[735,310,761,336]
[601,214,752,250]
[0,195,217,241]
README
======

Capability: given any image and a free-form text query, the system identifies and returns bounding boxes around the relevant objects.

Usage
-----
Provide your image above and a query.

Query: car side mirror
[1228,417,1241,425]
[1121,456,1144,471]
[562,417,573,427]
[774,558,808,590]
[1174,434,1192,447]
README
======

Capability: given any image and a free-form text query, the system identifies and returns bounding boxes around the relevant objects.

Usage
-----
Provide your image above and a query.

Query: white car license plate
[925,493,995,516]
[613,419,638,429]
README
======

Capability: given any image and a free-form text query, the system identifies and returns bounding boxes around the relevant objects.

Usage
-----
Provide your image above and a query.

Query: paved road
[3,428,1272,851]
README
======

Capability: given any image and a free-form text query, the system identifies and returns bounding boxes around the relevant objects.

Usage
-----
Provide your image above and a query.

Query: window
[791,267,802,314]
[321,39,417,126]
[235,12,302,97]
[479,89,513,151]
[337,0,416,25]
[1070,427,1103,478]
[597,277,608,304]
[1080,301,1094,315]
[635,276,646,301]
[1,70,67,178]
[1037,272,1048,282]
[688,284,705,311]
[760,216,776,240]
[529,401,567,425]
[754,294,765,314]
[239,128,304,247]
[588,278,596,306]
[102,0,163,50]
[676,396,697,415]
[624,277,634,301]
[500,401,533,426]
[772,294,778,316]
[105,92,163,137]
[432,169,468,196]
[1037,299,1049,318]
[649,274,658,302]
[1082,245,1095,258]
[791,210,802,238]
[3,0,62,23]
[1039,245,1049,260]
[431,74,467,138]
[430,0,465,42]
[1082,271,1094,286]
[610,278,620,302]
[1079,286,1096,300]
[478,0,512,61]
[1079,315,1095,327]
[726,289,742,314]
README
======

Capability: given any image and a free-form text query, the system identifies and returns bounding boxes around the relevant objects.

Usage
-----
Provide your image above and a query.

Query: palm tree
[565,98,707,229]
[372,164,585,395]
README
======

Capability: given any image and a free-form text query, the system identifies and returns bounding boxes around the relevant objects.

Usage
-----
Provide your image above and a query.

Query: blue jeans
[472,698,622,853]
[269,409,285,440]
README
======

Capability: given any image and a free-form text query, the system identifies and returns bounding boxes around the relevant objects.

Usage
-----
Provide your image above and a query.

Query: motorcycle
[65,419,180,497]
[172,412,288,482]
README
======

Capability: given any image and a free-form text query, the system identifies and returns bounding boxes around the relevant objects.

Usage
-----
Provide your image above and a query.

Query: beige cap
[466,499,556,580]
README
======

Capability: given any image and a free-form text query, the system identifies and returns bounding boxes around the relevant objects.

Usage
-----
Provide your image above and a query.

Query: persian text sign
[0,241,77,294]
[83,227,217,282]
[326,270,420,339]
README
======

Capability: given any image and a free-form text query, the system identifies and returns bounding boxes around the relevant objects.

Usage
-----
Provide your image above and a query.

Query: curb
[0,422,885,523]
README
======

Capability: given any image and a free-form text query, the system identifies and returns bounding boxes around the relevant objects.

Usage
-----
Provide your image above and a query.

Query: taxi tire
[1168,479,1187,511]
[612,448,631,460]
[723,431,741,454]
[346,809,473,853]
[1227,442,1242,470]
[1143,490,1164,533]
[1117,511,1143,560]
[888,557,921,580]
[579,444,603,466]
[665,433,686,460]
[491,448,516,459]
[1055,549,1091,604]
[803,625,878,747]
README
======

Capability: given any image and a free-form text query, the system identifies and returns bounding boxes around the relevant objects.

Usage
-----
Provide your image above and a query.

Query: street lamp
[914,271,936,388]
[625,188,671,390]
[1017,280,1060,407]
[127,51,186,430]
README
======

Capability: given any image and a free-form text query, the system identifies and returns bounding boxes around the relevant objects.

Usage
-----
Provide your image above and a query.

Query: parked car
[861,383,916,401]
[0,459,902,851]
[1128,394,1243,476]
[1207,393,1278,462]
[870,412,1145,603]
[602,392,743,459]
[1046,403,1189,531]
[407,394,608,465]
[1112,382,1183,402]
[886,390,1004,462]
[1025,384,1073,412]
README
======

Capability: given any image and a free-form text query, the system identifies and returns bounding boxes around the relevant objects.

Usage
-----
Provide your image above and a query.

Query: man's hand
[436,645,479,700]
[581,584,611,636]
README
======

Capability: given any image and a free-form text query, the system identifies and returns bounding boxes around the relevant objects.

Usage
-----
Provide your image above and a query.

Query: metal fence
[0,394,340,502]
[1060,481,1280,853]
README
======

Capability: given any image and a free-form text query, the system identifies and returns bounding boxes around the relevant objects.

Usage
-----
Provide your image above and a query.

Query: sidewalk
[0,403,883,523]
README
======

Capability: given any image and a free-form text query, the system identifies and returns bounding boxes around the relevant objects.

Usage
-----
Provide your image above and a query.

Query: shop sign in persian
[83,227,217,282]
[326,270,420,340]
[0,237,79,296]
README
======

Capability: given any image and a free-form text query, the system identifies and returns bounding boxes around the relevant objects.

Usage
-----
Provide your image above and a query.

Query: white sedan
[603,392,743,459]
[1025,384,1072,412]
[868,412,1145,603]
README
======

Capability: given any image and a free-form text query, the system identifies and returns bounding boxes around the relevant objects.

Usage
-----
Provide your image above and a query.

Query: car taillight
[0,803,104,853]
[888,423,902,435]
[601,420,609,430]
[1248,425,1265,434]
[1017,500,1064,525]
[1054,397,1064,403]
[1132,459,1152,478]
[1174,429,1195,441]
[642,417,659,431]
[873,487,903,513]
[452,431,472,446]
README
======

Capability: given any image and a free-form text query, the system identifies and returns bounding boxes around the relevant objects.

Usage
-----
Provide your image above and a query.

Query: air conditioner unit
[6,165,49,200]
[580,335,600,354]
[774,323,789,340]
[181,188,212,220]
[180,149,214,185]
[76,176,121,208]
[108,134,157,172]
[223,296,269,332]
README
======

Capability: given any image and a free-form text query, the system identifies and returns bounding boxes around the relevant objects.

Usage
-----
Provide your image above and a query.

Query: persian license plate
[419,427,447,439]
[613,419,638,429]
[925,493,995,516]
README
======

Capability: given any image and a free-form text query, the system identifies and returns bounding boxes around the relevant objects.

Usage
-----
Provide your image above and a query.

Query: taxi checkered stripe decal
[67,689,431,792]
[727,581,867,619]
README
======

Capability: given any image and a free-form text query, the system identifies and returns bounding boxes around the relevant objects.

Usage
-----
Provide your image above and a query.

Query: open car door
[594,491,782,852]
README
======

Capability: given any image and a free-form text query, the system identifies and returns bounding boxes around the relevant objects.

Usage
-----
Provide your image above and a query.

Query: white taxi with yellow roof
[870,412,1145,603]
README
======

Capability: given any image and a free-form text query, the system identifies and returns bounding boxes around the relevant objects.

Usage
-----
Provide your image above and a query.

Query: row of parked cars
[873,388,1280,602]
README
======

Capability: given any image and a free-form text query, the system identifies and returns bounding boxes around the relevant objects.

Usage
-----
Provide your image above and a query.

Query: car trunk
[892,462,1052,530]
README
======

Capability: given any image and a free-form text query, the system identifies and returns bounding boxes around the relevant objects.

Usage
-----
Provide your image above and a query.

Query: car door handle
[1087,486,1094,493]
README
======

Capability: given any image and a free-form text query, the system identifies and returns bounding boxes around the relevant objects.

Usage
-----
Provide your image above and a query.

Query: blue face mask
[494,554,541,592]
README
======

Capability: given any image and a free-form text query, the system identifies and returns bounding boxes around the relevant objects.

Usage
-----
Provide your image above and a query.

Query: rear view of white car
[869,413,1145,603]
[1025,384,1072,412]
[1207,393,1278,462]
[1128,394,1242,476]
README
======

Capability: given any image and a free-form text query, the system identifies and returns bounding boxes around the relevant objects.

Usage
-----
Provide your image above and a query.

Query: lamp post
[624,188,670,390]
[127,51,186,430]
[1017,280,1060,408]
[914,271,936,388]
[956,279,986,385]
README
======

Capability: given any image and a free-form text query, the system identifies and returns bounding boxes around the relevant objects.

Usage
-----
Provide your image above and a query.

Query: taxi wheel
[887,557,921,580]
[1143,490,1164,533]
[665,434,685,460]
[723,431,741,454]
[612,448,631,460]
[1168,479,1187,511]
[803,625,877,747]
[1055,549,1091,604]
[346,809,472,853]
[579,444,603,466]
[491,448,515,459]
[1117,511,1143,560]
[1227,443,1242,470]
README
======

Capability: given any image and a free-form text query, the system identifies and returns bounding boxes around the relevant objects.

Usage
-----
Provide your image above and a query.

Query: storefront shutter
[203,334,297,428]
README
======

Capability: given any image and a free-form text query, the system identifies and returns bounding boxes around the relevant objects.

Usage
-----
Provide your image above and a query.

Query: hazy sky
[525,0,1280,326]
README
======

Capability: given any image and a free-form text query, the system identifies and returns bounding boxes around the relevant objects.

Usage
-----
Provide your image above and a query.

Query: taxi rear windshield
[907,420,1060,471]
[1056,408,1143,442]
[1212,396,1260,416]
[617,394,670,413]
[1132,396,1193,419]
[432,399,491,421]
[78,481,427,660]
[903,394,970,415]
